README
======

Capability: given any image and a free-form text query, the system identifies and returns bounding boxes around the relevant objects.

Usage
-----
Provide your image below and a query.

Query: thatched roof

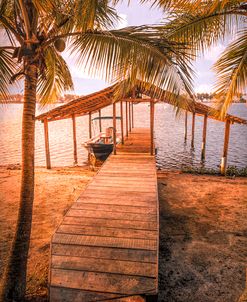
[36,82,247,125]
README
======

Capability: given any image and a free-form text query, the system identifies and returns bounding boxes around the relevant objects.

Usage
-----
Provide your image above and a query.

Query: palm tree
[0,1,195,300]
[148,0,247,116]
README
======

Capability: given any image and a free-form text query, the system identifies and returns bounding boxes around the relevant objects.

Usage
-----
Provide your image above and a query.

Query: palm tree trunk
[1,59,38,302]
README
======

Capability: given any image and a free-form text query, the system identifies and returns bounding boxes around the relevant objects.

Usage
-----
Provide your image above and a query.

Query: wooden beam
[132,102,134,128]
[72,114,78,165]
[129,102,132,132]
[113,102,117,155]
[99,109,102,132]
[150,101,155,155]
[220,119,231,175]
[191,112,195,149]
[89,112,92,138]
[125,101,128,137]
[44,118,51,169]
[184,111,188,141]
[201,114,208,161]
[120,101,124,144]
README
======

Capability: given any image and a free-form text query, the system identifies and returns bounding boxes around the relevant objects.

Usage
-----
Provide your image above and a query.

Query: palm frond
[0,48,17,100]
[213,29,247,117]
[37,46,74,105]
[69,26,195,110]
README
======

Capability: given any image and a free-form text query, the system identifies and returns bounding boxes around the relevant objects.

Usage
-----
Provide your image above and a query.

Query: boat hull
[87,143,113,161]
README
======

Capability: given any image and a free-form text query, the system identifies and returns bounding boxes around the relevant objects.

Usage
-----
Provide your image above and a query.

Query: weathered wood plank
[50,269,157,295]
[57,224,157,240]
[52,244,157,263]
[51,255,156,277]
[62,216,157,230]
[52,233,157,250]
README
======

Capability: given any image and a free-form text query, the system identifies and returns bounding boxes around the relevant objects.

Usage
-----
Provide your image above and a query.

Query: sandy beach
[0,166,246,301]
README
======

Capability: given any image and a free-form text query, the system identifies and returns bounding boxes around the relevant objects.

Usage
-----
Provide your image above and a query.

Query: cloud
[203,44,226,62]
[116,13,128,29]
[195,84,213,93]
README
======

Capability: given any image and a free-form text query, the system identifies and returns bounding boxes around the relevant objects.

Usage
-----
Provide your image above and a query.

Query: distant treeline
[1,94,81,104]
[196,93,246,103]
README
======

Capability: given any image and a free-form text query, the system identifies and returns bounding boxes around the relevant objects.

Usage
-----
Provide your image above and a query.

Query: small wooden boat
[84,117,121,168]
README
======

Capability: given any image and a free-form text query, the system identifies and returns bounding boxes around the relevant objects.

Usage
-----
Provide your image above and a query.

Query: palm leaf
[69,26,195,110]
[0,48,17,100]
[37,46,74,105]
[213,29,247,117]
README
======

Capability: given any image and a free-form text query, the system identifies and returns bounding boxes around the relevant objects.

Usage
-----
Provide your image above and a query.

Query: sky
[65,1,225,96]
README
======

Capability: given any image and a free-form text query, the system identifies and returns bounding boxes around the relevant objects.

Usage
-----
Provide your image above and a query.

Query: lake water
[0,103,246,170]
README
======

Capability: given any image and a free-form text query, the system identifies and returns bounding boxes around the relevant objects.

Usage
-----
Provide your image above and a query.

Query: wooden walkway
[49,128,159,301]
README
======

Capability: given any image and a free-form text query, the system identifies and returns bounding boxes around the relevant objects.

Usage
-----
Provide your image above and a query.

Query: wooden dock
[49,128,159,301]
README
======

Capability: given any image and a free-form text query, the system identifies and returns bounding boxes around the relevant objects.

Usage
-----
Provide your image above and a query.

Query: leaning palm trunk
[1,59,38,302]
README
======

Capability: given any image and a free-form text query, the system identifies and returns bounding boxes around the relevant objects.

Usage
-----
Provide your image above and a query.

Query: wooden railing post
[43,118,51,169]
[89,112,92,138]
[131,102,134,129]
[125,101,129,137]
[72,114,78,165]
[191,112,195,149]
[220,119,231,175]
[113,102,117,155]
[201,114,208,161]
[99,109,102,132]
[120,101,124,144]
[184,111,188,141]
[150,101,155,155]
[129,102,132,132]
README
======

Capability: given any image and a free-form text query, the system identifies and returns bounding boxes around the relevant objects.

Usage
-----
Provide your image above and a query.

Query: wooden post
[184,111,188,141]
[113,102,117,155]
[220,119,231,175]
[129,102,132,132]
[191,112,195,148]
[44,118,51,169]
[125,101,128,137]
[120,101,124,144]
[150,101,155,155]
[131,102,134,128]
[89,112,92,138]
[201,114,208,161]
[72,114,78,165]
[99,109,102,132]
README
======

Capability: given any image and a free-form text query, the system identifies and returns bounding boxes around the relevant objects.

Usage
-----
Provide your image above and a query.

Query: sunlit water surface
[0,103,246,169]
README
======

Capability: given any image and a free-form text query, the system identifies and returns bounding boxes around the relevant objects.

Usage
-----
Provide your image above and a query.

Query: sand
[0,167,246,301]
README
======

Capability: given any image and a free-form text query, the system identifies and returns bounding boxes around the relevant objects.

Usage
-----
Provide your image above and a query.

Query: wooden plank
[57,224,157,240]
[62,217,157,231]
[72,203,156,214]
[50,269,157,295]
[52,233,157,250]
[66,209,157,222]
[52,244,156,263]
[51,255,156,277]
[50,287,123,302]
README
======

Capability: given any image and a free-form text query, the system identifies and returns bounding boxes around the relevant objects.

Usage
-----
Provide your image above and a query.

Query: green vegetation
[182,165,247,177]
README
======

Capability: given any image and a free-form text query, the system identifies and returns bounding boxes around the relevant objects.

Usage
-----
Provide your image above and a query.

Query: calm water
[0,103,246,169]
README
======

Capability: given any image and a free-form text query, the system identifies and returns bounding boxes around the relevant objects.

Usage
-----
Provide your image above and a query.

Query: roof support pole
[132,102,134,129]
[89,112,92,139]
[150,101,155,156]
[72,114,78,165]
[125,101,129,138]
[220,119,231,175]
[98,109,102,132]
[129,102,132,132]
[113,102,117,155]
[43,118,51,169]
[120,101,124,144]
[201,114,208,161]
[184,111,188,141]
[191,112,195,149]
